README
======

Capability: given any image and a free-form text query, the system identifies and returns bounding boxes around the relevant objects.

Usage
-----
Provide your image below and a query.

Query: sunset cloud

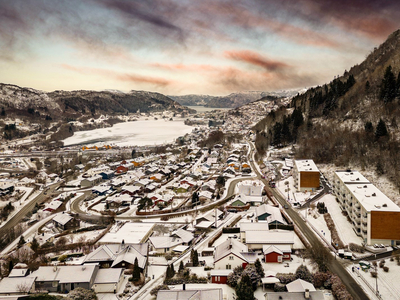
[224,50,290,71]
[1,0,400,94]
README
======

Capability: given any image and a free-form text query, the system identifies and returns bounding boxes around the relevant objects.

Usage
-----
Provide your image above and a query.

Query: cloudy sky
[1,0,400,95]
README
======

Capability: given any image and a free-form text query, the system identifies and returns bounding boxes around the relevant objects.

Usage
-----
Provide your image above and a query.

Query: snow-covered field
[63,119,193,147]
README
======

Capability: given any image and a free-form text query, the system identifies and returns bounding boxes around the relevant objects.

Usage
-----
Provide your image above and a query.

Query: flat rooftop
[347,183,400,212]
[99,222,155,244]
[294,159,319,172]
[335,170,370,184]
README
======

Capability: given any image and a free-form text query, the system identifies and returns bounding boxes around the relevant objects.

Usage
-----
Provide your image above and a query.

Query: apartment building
[333,170,400,246]
[293,160,320,192]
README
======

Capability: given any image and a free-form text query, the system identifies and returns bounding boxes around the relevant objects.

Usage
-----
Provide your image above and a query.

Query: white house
[213,238,256,270]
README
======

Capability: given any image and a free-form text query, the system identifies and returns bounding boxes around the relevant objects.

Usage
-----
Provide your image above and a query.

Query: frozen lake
[62,119,193,147]
[187,106,231,112]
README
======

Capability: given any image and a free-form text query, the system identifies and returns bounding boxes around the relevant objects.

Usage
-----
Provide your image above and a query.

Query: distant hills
[0,84,194,122]
[170,90,302,108]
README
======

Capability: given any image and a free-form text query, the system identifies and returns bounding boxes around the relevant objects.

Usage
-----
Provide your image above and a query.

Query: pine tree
[17,236,25,248]
[192,250,199,267]
[132,257,141,282]
[179,261,184,273]
[254,259,265,278]
[364,121,374,133]
[235,274,255,300]
[365,80,370,92]
[380,65,397,103]
[375,119,389,139]
[397,72,400,97]
[30,237,39,252]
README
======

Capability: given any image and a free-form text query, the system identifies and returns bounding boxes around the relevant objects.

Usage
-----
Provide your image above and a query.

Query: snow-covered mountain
[0,83,194,122]
[170,89,303,108]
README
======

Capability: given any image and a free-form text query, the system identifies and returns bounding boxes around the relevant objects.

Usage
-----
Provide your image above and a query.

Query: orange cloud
[224,50,290,71]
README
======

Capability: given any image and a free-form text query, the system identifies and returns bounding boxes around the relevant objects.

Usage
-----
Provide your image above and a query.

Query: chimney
[183,283,186,290]
[305,289,310,299]
[53,265,57,272]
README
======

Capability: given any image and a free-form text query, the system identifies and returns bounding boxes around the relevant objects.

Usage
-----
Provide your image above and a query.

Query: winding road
[247,141,370,300]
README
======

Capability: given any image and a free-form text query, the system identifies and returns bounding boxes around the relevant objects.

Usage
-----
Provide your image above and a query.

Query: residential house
[263,245,292,263]
[83,243,148,272]
[121,185,142,196]
[115,166,128,175]
[92,185,112,196]
[0,277,36,296]
[286,279,316,293]
[30,264,99,293]
[157,288,223,300]
[92,268,124,293]
[264,291,324,300]
[52,213,80,231]
[195,209,224,229]
[100,171,115,180]
[43,199,63,212]
[256,204,286,226]
[210,269,232,284]
[239,222,269,243]
[213,238,256,270]
[80,175,102,188]
[245,230,295,250]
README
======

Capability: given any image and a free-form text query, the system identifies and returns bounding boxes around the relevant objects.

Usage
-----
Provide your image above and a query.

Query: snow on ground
[63,119,193,147]
[348,258,400,300]
[0,187,38,228]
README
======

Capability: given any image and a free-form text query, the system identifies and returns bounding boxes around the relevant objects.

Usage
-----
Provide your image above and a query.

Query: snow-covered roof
[263,244,291,254]
[214,239,249,263]
[0,276,35,294]
[335,170,370,184]
[8,268,29,278]
[240,222,269,232]
[171,228,194,244]
[53,213,74,226]
[286,279,316,292]
[30,265,97,284]
[294,159,319,172]
[256,204,286,224]
[245,230,294,245]
[111,244,148,269]
[210,269,233,276]
[149,236,184,249]
[94,268,123,284]
[157,289,223,300]
[99,222,155,244]
[348,183,400,212]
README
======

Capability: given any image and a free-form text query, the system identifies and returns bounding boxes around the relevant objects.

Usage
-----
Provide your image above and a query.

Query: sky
[1,0,400,96]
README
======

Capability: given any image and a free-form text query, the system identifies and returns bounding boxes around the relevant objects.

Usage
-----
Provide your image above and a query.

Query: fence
[354,267,383,300]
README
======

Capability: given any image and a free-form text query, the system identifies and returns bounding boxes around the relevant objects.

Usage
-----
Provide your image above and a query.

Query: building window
[217,276,220,282]
[229,256,234,260]
[226,264,231,269]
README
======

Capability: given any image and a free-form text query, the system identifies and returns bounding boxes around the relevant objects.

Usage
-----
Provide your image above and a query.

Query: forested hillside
[254,29,400,190]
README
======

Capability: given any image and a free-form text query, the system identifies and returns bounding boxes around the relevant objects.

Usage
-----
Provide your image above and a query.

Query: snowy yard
[349,258,400,300]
